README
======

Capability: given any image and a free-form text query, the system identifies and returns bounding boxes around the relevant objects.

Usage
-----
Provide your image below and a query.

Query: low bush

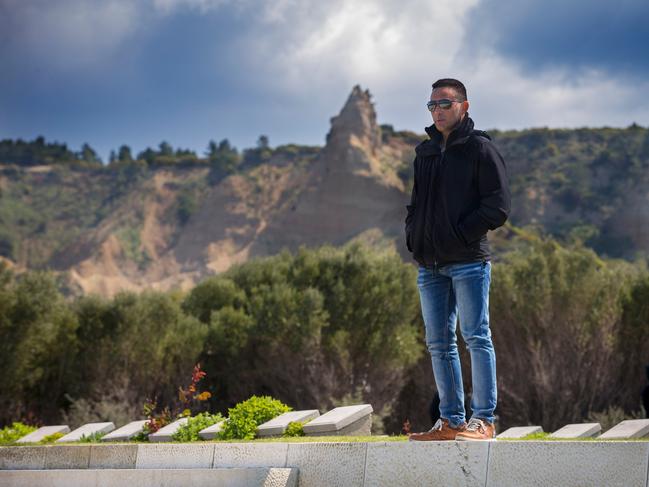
[0,422,37,444]
[40,432,64,444]
[172,412,224,442]
[219,396,291,440]
[77,431,106,443]
[282,421,305,437]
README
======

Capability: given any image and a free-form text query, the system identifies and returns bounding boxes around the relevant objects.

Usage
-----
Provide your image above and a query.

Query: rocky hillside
[1,86,648,296]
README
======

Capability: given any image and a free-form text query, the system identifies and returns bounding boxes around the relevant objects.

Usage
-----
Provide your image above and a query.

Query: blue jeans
[417,261,497,427]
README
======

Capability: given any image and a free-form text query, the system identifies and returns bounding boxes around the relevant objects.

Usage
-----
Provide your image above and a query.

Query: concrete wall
[1,441,648,487]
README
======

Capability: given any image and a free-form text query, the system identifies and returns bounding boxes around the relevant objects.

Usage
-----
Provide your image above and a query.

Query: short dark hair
[432,78,467,101]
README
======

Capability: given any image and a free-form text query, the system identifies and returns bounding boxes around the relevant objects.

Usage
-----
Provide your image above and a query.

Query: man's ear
[462,100,470,113]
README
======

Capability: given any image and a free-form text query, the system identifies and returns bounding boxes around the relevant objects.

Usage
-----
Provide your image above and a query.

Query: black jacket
[405,115,510,267]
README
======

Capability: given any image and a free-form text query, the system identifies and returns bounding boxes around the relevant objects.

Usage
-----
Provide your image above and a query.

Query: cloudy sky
[2,0,648,161]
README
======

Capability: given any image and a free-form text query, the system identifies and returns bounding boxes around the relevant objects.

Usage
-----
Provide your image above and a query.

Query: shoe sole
[455,437,497,441]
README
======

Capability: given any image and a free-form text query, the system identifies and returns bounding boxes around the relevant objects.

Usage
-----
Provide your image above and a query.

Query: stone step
[0,467,298,487]
[1,441,647,487]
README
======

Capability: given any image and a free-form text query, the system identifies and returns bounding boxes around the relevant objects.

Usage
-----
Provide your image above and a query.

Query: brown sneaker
[408,418,467,441]
[455,418,496,441]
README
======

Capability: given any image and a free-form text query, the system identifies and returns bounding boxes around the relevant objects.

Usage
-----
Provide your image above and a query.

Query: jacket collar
[416,114,476,156]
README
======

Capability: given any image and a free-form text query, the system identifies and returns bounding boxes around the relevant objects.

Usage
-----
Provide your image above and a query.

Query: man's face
[429,87,469,136]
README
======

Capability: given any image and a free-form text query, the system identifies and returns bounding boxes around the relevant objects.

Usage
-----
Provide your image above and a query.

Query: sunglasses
[426,99,462,111]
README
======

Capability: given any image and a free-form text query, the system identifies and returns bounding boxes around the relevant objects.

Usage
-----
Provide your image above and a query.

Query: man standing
[406,79,510,441]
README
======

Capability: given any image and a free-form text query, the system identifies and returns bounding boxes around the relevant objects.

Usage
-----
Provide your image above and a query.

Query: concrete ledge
[0,467,298,487]
[135,443,215,469]
[213,442,288,468]
[89,444,138,469]
[0,447,46,470]
[286,442,367,487]
[365,441,489,487]
[2,441,648,487]
[487,441,649,487]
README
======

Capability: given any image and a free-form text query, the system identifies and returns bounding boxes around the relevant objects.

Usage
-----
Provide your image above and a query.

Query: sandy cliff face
[253,85,408,253]
[62,86,411,297]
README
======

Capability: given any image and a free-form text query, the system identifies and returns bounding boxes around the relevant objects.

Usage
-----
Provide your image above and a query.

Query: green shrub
[172,412,224,442]
[40,432,64,444]
[77,431,106,443]
[219,396,291,440]
[0,422,37,444]
[282,421,305,437]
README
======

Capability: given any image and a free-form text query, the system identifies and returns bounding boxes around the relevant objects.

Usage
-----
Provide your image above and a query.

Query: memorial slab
[257,410,320,437]
[15,425,70,444]
[302,404,372,435]
[148,417,188,442]
[198,420,226,440]
[101,420,148,442]
[497,426,543,439]
[599,419,649,439]
[57,422,115,443]
[549,423,601,438]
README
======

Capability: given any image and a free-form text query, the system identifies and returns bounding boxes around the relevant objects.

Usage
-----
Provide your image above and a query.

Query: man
[405,78,510,441]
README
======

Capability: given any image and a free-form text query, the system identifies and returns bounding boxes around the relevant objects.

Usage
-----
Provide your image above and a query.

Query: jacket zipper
[431,150,446,269]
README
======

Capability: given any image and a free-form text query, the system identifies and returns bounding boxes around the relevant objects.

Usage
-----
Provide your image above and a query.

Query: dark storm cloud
[464,0,649,76]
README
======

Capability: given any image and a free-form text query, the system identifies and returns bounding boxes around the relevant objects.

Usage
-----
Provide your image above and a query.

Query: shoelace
[429,418,444,431]
[465,418,485,433]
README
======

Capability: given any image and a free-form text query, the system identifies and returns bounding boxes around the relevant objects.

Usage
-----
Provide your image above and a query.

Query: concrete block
[198,420,226,440]
[600,419,649,439]
[15,425,70,444]
[0,468,298,487]
[88,444,138,468]
[365,441,489,487]
[43,445,91,469]
[213,442,288,468]
[135,443,215,469]
[487,441,649,487]
[497,426,543,439]
[258,410,320,437]
[550,422,601,438]
[263,467,299,487]
[101,420,147,442]
[148,417,188,442]
[57,422,114,443]
[0,469,97,486]
[0,446,46,470]
[302,405,372,435]
[286,442,366,487]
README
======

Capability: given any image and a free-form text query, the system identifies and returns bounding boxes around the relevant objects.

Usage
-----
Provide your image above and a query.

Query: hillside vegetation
[0,87,647,297]
[0,238,647,433]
